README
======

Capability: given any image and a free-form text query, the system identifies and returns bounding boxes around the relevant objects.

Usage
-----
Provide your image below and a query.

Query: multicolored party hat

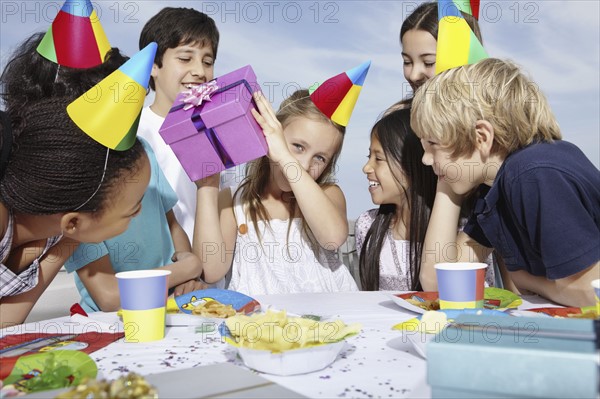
[436,0,487,74]
[37,0,111,68]
[447,0,480,19]
[67,43,157,150]
[309,61,371,127]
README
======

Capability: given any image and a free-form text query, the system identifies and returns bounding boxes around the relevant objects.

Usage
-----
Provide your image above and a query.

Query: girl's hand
[194,172,220,189]
[250,91,291,165]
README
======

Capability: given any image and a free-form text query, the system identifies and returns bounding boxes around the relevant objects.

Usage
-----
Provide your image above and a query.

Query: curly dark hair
[0,97,145,215]
[0,32,128,114]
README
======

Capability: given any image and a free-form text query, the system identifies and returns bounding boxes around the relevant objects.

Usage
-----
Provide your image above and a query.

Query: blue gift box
[427,314,598,398]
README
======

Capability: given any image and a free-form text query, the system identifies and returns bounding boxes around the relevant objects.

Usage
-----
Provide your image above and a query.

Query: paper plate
[515,307,597,319]
[2,350,97,395]
[166,289,260,326]
[389,287,522,314]
[393,309,509,359]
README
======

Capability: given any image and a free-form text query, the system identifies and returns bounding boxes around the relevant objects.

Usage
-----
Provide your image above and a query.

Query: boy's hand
[250,91,291,165]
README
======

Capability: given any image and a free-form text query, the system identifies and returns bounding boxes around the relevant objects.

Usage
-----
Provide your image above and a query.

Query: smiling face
[150,42,215,116]
[64,154,151,243]
[363,135,406,207]
[272,116,343,193]
[401,29,437,92]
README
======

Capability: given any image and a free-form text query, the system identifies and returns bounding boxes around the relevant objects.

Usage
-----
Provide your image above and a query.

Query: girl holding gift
[194,62,370,294]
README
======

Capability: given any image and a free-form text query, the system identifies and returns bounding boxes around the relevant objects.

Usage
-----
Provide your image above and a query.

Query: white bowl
[235,341,346,376]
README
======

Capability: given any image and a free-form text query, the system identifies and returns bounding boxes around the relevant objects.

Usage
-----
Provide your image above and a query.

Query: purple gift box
[159,65,268,181]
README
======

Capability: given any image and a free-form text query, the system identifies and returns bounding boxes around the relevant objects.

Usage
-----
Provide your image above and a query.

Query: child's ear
[60,213,91,239]
[151,63,160,78]
[474,120,494,159]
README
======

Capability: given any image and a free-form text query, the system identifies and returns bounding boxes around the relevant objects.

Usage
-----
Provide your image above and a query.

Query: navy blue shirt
[464,140,600,280]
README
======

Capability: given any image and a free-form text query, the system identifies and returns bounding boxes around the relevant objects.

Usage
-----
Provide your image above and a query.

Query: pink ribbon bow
[182,80,219,110]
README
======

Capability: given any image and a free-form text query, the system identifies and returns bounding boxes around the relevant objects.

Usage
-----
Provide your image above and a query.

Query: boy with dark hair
[138,7,220,242]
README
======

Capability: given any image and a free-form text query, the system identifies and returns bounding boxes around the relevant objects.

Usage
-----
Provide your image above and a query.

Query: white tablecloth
[1,292,558,398]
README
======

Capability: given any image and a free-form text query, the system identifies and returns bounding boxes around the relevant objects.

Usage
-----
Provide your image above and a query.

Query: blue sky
[1,1,598,219]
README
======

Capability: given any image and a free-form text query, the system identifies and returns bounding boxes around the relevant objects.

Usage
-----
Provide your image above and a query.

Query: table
[1,292,559,398]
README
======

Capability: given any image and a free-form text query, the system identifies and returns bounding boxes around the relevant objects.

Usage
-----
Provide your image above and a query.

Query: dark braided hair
[359,109,437,291]
[0,97,145,215]
[0,32,129,114]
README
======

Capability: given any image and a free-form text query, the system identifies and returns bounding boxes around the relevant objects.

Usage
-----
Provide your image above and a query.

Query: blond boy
[412,58,599,307]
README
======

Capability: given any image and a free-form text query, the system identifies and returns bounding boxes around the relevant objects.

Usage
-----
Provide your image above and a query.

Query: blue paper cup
[115,270,171,311]
[435,263,487,309]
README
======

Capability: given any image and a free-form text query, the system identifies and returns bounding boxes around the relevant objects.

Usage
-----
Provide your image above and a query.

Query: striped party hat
[447,0,480,19]
[37,0,111,69]
[436,0,487,75]
[67,43,157,150]
[309,61,371,127]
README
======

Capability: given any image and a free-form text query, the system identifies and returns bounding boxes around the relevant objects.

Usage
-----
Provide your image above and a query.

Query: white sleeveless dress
[228,193,358,295]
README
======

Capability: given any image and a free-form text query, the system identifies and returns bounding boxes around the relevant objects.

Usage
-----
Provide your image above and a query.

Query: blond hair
[411,58,561,158]
[237,90,345,244]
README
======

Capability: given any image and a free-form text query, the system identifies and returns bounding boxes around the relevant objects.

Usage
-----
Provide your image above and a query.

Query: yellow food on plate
[393,310,449,333]
[224,310,361,352]
[406,298,440,311]
[191,300,237,318]
[165,298,237,318]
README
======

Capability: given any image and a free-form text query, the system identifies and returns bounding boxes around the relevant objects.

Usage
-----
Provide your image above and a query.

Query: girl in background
[389,1,483,111]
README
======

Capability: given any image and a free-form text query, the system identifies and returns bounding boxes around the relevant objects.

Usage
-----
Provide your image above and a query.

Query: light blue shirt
[65,138,179,312]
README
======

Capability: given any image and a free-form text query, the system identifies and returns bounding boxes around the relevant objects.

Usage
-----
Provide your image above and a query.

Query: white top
[355,209,496,290]
[137,107,197,242]
[355,209,412,290]
[228,192,358,295]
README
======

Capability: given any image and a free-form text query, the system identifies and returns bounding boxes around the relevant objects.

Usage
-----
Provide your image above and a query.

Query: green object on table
[484,287,522,309]
[3,350,97,394]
